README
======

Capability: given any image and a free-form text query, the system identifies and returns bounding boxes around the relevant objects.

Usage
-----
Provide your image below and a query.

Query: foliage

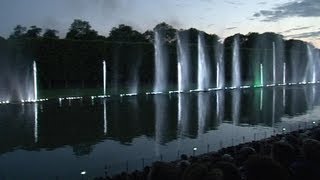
[65,19,99,40]
[43,29,59,39]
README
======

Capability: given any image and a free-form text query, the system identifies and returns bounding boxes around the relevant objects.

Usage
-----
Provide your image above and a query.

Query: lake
[1,85,320,179]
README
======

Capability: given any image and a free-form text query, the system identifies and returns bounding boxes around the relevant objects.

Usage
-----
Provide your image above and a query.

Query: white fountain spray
[178,61,182,92]
[216,62,220,88]
[154,30,168,92]
[215,43,224,89]
[232,36,241,88]
[272,42,276,85]
[283,62,286,85]
[177,32,190,92]
[197,33,209,91]
[103,60,106,96]
[33,61,37,101]
[307,45,316,83]
[260,63,264,86]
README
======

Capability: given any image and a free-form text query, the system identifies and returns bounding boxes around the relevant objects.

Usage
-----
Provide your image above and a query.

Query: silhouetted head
[212,161,241,180]
[182,163,208,180]
[243,156,289,180]
[148,161,180,180]
[272,141,296,167]
[302,139,320,163]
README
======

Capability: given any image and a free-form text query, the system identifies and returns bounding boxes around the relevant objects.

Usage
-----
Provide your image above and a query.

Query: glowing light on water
[120,93,138,97]
[103,60,106,96]
[33,61,38,101]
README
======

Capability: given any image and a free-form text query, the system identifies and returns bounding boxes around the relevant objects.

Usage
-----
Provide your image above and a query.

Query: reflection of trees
[72,143,94,156]
[0,87,318,156]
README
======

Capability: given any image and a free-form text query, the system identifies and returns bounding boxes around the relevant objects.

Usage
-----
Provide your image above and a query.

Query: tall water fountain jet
[197,32,210,90]
[215,42,224,89]
[154,29,168,92]
[272,42,276,85]
[103,60,106,96]
[283,62,286,85]
[178,61,182,92]
[177,32,190,92]
[216,62,220,88]
[307,45,316,83]
[232,36,241,88]
[260,63,264,86]
[33,61,38,101]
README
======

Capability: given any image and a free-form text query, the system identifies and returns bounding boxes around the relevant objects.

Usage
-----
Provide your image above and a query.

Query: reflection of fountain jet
[232,90,241,125]
[34,103,38,143]
[272,88,276,127]
[197,93,210,135]
[154,95,168,156]
[282,87,286,108]
[216,91,225,124]
[103,99,107,135]
[304,86,316,110]
[178,94,190,135]
[260,88,264,111]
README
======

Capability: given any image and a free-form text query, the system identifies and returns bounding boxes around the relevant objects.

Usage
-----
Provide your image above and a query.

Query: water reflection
[0,86,319,155]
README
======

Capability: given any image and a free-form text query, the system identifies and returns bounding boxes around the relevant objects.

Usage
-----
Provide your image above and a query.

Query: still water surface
[1,86,320,179]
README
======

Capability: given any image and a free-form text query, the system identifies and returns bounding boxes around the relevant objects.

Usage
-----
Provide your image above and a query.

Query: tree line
[0,19,318,91]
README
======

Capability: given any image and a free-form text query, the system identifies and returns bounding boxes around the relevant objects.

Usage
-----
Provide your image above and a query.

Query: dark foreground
[95,124,320,180]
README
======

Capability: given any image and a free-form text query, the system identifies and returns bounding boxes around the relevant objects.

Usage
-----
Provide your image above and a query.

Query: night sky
[0,0,319,47]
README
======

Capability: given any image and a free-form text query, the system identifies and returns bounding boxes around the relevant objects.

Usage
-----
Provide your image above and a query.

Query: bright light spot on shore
[282,127,286,131]
[80,171,86,175]
[193,147,197,151]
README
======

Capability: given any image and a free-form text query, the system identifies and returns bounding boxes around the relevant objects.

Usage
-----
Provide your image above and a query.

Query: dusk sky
[1,0,319,47]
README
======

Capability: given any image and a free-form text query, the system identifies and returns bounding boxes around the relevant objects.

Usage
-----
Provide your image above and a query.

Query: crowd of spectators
[95,125,320,180]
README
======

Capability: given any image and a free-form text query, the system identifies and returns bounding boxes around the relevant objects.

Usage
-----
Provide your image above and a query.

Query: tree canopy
[43,29,59,39]
[66,19,99,40]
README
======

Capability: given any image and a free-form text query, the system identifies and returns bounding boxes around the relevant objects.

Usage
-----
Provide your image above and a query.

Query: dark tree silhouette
[9,25,27,39]
[25,25,42,38]
[43,29,59,39]
[65,19,98,40]
[108,24,146,42]
[154,22,177,43]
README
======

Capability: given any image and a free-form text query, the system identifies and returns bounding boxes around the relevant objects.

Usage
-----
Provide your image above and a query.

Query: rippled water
[1,86,320,179]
